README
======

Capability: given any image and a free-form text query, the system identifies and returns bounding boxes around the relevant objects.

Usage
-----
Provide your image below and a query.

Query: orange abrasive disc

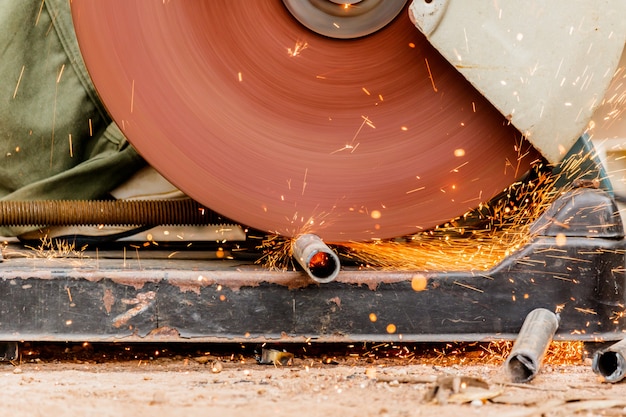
[71,1,538,242]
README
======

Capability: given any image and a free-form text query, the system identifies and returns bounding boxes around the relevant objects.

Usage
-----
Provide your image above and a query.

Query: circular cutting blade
[71,1,538,242]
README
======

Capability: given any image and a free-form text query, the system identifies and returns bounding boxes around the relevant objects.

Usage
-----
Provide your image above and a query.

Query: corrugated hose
[0,199,229,226]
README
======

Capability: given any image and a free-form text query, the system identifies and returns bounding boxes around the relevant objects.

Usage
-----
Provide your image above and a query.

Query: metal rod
[504,308,559,383]
[592,339,626,383]
[0,199,231,226]
[292,233,340,283]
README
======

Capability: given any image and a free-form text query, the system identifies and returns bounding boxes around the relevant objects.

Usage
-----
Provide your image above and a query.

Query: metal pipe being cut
[292,233,340,283]
[504,308,559,383]
[592,339,626,383]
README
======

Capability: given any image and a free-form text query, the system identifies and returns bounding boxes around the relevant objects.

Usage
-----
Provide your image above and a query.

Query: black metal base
[0,188,624,343]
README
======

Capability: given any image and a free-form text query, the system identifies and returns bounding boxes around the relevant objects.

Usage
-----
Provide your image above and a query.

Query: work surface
[0,353,624,417]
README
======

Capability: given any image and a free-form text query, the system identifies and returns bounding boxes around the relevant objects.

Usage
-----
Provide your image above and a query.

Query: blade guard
[409,0,626,163]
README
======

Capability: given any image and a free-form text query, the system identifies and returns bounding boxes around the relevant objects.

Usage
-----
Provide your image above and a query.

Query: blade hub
[282,0,408,39]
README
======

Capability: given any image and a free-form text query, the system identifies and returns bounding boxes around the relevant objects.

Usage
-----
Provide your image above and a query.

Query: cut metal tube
[504,308,559,383]
[292,233,340,283]
[592,339,626,383]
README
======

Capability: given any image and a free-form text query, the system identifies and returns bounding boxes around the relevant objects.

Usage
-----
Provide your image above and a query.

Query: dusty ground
[0,342,624,417]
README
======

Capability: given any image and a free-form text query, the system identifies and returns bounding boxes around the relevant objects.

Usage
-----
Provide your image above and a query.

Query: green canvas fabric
[0,0,146,235]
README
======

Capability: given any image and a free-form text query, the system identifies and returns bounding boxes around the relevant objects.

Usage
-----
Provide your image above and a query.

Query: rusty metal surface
[71,1,539,242]
[0,233,623,343]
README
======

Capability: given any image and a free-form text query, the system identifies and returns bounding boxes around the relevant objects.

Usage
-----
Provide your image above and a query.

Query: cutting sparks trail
[13,65,25,99]
[424,58,438,93]
[287,40,308,57]
[331,115,375,154]
[337,151,605,271]
[130,80,135,113]
[50,64,66,168]
[260,147,611,272]
[302,168,308,195]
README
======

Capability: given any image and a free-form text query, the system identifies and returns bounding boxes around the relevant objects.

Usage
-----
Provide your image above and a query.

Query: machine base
[0,189,624,343]
[0,189,626,342]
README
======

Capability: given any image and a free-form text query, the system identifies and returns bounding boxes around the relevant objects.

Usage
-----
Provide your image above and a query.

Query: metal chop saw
[0,1,624,345]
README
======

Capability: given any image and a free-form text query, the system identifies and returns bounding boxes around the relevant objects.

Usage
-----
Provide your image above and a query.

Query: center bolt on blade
[282,0,408,39]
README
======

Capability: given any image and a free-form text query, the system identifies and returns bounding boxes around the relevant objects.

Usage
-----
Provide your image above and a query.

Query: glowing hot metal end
[292,233,341,283]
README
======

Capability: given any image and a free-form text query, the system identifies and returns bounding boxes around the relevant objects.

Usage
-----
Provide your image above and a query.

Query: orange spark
[424,58,438,92]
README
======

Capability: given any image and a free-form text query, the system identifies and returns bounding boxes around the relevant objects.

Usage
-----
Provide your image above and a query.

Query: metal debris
[210,360,223,373]
[256,348,294,366]
[592,338,626,383]
[193,356,211,365]
[424,374,500,405]
[505,308,560,383]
